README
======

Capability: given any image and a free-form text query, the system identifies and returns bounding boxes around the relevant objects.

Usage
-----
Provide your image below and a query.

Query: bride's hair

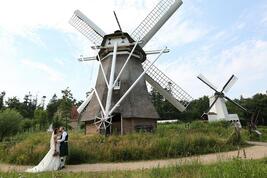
[54,128,58,134]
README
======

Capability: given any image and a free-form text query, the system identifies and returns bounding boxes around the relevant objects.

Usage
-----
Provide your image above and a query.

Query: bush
[21,119,33,132]
[0,109,22,141]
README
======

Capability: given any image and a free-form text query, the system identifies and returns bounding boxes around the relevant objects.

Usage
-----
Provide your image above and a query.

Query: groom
[57,126,68,169]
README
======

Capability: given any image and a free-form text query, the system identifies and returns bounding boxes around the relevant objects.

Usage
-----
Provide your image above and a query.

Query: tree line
[0,88,81,141]
[0,87,266,141]
[150,88,267,125]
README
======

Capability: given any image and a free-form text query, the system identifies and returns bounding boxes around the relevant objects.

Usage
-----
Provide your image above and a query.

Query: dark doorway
[111,113,121,134]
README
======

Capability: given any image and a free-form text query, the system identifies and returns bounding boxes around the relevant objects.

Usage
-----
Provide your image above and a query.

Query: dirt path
[1,145,267,173]
[246,141,267,146]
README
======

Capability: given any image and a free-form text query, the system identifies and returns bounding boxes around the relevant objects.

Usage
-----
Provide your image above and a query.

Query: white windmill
[72,0,193,135]
[197,74,248,125]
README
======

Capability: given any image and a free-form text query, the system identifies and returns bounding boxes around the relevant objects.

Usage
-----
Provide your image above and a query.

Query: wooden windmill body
[82,32,159,134]
[70,0,193,134]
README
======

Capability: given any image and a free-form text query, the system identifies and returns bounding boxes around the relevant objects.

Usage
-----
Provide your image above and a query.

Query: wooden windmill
[70,0,193,134]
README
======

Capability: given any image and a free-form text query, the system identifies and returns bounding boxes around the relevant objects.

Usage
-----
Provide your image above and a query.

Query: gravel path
[1,145,267,173]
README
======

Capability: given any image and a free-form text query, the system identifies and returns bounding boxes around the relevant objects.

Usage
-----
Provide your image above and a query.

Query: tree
[150,88,164,114]
[5,93,37,119]
[34,109,48,130]
[226,93,267,125]
[46,94,60,123]
[0,91,5,110]
[21,119,33,132]
[184,96,209,121]
[6,97,21,111]
[0,109,22,141]
[150,88,209,121]
[57,87,76,129]
[20,92,37,119]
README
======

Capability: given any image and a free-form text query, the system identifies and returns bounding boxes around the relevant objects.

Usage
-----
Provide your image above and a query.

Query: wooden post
[121,116,123,135]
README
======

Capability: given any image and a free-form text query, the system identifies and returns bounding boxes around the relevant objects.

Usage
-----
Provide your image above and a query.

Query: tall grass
[0,121,245,165]
[242,126,267,142]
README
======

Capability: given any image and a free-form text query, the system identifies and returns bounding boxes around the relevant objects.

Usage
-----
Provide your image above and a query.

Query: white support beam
[113,40,139,88]
[77,90,95,114]
[99,60,109,87]
[94,88,105,114]
[105,42,118,116]
[145,48,170,55]
[91,41,142,50]
[78,56,97,61]
[93,44,109,87]
[109,47,167,115]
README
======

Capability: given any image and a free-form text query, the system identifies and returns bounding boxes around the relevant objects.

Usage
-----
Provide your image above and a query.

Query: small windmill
[71,0,193,135]
[197,74,248,125]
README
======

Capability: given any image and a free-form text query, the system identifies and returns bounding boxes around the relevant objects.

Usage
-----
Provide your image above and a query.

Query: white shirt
[58,131,67,142]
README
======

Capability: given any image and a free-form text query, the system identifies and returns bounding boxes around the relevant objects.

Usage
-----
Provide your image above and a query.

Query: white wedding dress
[26,132,61,172]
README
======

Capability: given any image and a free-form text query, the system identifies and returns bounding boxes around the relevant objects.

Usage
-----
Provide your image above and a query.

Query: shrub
[21,119,33,132]
[0,109,22,141]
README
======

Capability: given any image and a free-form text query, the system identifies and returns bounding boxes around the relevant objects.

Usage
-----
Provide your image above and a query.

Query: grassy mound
[0,121,245,165]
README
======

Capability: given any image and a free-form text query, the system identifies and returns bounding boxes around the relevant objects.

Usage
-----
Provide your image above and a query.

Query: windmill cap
[98,32,147,62]
[114,30,122,33]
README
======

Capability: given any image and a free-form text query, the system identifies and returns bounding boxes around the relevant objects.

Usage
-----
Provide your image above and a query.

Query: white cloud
[215,40,267,83]
[157,39,267,99]
[21,59,64,81]
[261,15,267,25]
[0,33,37,100]
[260,4,267,25]
[0,0,160,35]
[1,0,267,102]
[159,20,210,46]
[142,0,211,51]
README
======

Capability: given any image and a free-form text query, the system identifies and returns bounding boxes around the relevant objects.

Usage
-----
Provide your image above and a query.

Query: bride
[26,128,61,172]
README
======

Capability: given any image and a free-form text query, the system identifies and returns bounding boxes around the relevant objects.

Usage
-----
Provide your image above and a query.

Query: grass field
[245,126,267,142]
[0,158,267,178]
[0,121,246,165]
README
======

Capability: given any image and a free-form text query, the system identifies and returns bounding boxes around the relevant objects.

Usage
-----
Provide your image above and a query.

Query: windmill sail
[131,0,183,47]
[222,75,238,93]
[77,90,95,114]
[197,74,218,92]
[69,10,106,45]
[143,60,193,111]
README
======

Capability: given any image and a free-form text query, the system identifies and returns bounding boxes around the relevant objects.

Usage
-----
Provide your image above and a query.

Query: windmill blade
[69,10,106,45]
[143,60,193,112]
[221,75,238,93]
[224,96,248,113]
[77,90,94,114]
[131,0,183,47]
[206,95,220,113]
[197,74,219,92]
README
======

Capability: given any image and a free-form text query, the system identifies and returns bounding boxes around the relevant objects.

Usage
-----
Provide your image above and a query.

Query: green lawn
[1,158,267,178]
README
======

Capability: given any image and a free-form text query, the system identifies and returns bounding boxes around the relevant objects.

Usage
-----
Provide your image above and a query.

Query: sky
[0,0,267,105]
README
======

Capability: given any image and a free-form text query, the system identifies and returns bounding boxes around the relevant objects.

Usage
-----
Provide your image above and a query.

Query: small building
[70,106,79,129]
